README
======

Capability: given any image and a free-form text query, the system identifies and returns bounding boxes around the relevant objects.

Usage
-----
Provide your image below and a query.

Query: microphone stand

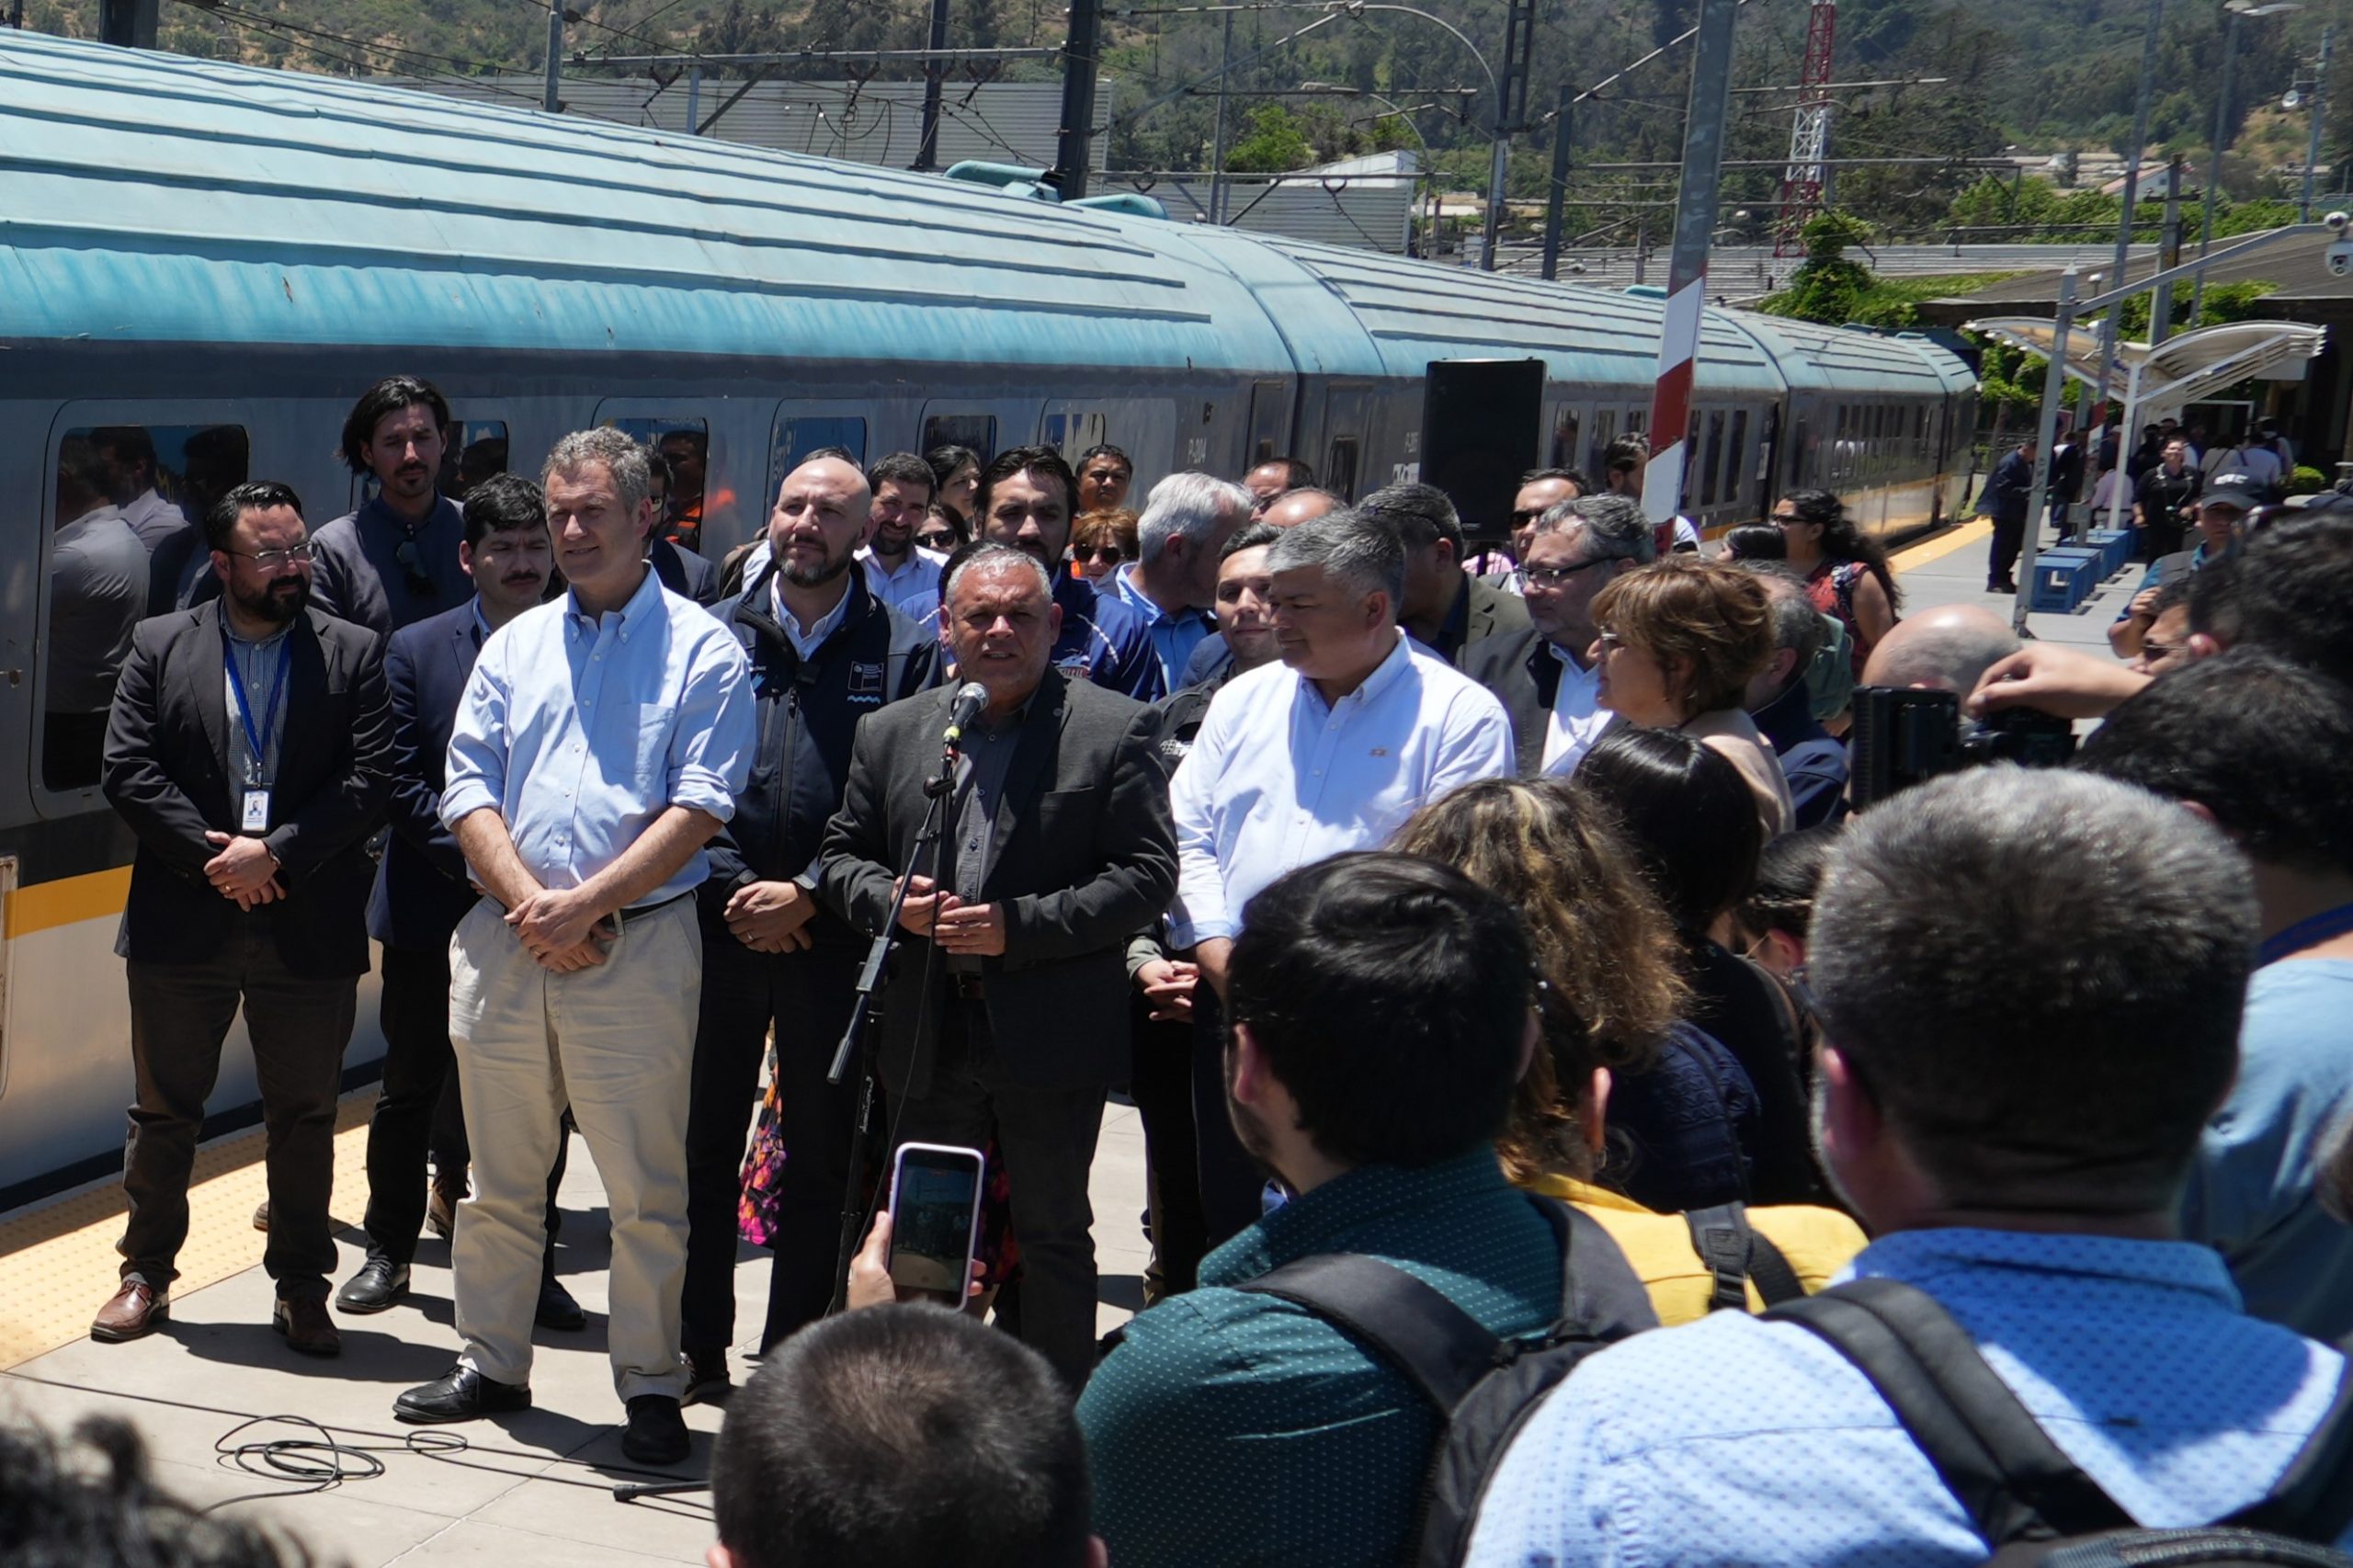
[821,718,963,1320]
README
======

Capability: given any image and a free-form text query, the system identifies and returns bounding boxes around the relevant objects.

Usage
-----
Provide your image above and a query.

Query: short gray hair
[944,542,1054,608]
[1137,472,1251,565]
[1267,509,1406,607]
[545,427,653,517]
[1812,767,2255,1211]
[1534,493,1654,564]
[1870,610,2020,695]
[1752,567,1827,671]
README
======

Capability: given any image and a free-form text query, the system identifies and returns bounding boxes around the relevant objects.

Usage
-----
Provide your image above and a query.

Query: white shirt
[856,543,949,616]
[1166,632,1516,948]
[769,572,854,661]
[1540,642,1608,776]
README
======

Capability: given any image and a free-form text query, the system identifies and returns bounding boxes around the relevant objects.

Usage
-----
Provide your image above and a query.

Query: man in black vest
[94,482,393,1355]
[681,455,939,1401]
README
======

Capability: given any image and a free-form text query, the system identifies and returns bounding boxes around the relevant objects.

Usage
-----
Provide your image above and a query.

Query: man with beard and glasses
[334,475,581,1331]
[309,376,474,642]
[679,454,938,1403]
[93,482,394,1355]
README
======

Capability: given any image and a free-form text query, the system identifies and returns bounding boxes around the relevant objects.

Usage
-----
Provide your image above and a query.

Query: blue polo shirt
[1108,562,1216,702]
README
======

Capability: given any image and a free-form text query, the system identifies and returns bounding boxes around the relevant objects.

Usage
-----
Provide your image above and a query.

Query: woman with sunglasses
[1588,556,1794,838]
[1071,508,1139,582]
[911,502,965,556]
[1769,488,1899,676]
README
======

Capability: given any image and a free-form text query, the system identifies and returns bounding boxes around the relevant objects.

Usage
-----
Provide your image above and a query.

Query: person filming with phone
[820,543,1176,1392]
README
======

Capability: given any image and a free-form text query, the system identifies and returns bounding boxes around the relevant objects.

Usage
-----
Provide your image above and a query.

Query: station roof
[1962,315,2327,413]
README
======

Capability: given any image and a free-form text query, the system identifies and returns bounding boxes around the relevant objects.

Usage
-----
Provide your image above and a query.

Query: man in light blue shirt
[396,427,755,1469]
[1169,509,1514,996]
[853,451,947,618]
[1468,767,2353,1566]
[2078,649,2353,1339]
[1109,472,1251,700]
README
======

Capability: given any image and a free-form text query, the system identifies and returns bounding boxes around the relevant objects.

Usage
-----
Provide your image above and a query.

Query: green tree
[1224,104,1314,173]
[1756,213,1879,325]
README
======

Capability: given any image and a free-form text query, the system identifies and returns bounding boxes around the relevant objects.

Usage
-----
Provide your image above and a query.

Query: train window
[1552,406,1581,471]
[353,417,507,509]
[42,425,249,795]
[1726,409,1750,509]
[1326,437,1360,503]
[1042,410,1108,465]
[606,416,715,551]
[923,415,998,463]
[1700,411,1725,507]
[1588,408,1617,472]
[769,415,869,503]
[1246,381,1290,466]
[1626,407,1647,437]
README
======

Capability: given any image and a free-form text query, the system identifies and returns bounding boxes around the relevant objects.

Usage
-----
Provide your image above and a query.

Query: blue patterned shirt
[1466,1227,2353,1567]
[443,564,755,908]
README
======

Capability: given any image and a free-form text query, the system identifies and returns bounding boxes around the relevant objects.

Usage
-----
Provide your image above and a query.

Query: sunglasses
[914,530,960,551]
[393,537,438,597]
[1077,545,1126,565]
[1523,556,1612,589]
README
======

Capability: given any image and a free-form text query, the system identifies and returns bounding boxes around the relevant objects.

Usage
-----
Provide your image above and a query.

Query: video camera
[1848,686,2076,810]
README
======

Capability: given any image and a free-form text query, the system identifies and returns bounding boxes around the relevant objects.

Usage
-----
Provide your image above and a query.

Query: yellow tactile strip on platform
[0,1092,375,1371]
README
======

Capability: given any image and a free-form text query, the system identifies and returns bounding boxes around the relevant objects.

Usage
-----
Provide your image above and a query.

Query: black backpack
[1235,1197,1805,1568]
[1772,1278,2353,1567]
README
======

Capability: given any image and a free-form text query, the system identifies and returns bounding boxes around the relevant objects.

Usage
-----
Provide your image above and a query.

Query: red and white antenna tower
[1774,0,1837,256]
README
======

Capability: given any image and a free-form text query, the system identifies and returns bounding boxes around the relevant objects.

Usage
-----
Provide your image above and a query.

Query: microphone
[942,682,989,749]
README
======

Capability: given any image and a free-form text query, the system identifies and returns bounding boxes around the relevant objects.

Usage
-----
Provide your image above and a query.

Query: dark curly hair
[1778,487,1902,611]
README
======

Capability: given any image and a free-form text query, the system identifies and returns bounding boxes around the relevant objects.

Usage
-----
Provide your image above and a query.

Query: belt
[614,891,694,929]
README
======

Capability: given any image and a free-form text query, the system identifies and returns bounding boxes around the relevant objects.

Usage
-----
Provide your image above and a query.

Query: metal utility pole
[915,0,951,169]
[2089,0,2162,472]
[1207,11,1233,225]
[1640,0,1739,527]
[2197,1,2302,322]
[1480,0,1538,270]
[543,4,563,113]
[1773,0,1838,256]
[1540,85,1573,280]
[2153,154,2186,345]
[99,0,157,48]
[685,64,701,136]
[2010,269,2079,634]
[1054,0,1103,198]
[2303,25,2334,221]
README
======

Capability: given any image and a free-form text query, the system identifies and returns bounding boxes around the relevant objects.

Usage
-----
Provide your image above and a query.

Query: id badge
[241,789,271,833]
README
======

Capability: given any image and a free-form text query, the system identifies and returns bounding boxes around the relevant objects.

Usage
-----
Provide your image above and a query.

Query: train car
[0,28,1973,1204]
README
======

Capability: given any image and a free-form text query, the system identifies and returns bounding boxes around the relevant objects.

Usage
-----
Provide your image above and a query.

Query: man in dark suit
[1358,481,1530,666]
[1463,493,1650,776]
[95,482,393,1354]
[335,475,579,1326]
[681,454,938,1401]
[821,544,1177,1390]
[1977,436,2039,595]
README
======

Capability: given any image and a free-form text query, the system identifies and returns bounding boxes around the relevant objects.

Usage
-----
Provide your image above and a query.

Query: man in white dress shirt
[1167,511,1515,1002]
[854,451,947,617]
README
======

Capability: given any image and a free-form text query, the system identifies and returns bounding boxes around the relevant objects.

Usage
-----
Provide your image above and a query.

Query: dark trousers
[363,944,565,1269]
[1130,1006,1207,1299]
[1986,513,2026,587]
[894,999,1106,1392]
[121,925,357,1299]
[683,933,861,1359]
[1188,983,1267,1251]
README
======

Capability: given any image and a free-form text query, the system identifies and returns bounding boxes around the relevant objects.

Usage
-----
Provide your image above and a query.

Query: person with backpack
[2206,424,2287,506]
[1078,853,1637,1568]
[1465,767,2353,1567]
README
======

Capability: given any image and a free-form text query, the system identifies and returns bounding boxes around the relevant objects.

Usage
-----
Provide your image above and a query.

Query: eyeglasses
[1077,545,1126,565]
[1523,557,1611,589]
[393,537,438,597]
[1594,630,1627,652]
[2140,637,2188,662]
[227,541,316,570]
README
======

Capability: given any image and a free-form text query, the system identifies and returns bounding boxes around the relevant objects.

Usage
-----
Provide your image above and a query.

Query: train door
[1317,383,1375,502]
[1244,380,1295,472]
[1041,397,1180,493]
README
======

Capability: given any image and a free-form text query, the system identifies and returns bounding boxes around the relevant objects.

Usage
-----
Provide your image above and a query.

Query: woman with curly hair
[1391,777,1860,1320]
[1771,487,1900,674]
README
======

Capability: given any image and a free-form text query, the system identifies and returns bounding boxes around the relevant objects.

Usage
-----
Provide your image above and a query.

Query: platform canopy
[1963,316,2329,416]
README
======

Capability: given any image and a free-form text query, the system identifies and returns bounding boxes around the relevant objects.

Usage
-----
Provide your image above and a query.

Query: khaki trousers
[447,895,698,1401]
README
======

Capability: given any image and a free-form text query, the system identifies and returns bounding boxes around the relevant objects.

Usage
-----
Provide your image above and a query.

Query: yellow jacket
[1523,1174,1869,1326]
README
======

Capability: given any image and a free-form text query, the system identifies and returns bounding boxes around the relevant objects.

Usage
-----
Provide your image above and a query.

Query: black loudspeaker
[1421,358,1546,545]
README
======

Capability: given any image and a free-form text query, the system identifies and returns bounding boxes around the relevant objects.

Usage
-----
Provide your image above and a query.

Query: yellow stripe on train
[4,868,131,939]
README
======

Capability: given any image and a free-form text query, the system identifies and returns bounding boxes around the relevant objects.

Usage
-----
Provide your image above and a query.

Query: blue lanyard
[2257,903,2353,967]
[222,634,291,780]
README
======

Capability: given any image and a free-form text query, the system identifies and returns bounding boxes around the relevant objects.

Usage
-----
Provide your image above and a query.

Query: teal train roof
[0,28,1969,401]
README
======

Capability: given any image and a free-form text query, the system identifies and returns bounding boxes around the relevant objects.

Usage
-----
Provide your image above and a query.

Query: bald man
[1860,604,2023,697]
[680,454,941,1397]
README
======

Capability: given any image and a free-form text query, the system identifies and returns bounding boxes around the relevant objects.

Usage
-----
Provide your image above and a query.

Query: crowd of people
[20,370,2353,1566]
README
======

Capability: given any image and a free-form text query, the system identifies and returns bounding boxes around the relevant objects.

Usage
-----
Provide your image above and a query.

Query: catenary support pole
[2303,26,2333,221]
[2154,155,2186,346]
[2088,0,2164,490]
[915,0,950,169]
[543,4,563,113]
[2012,269,2079,636]
[1541,85,1573,280]
[2194,7,2245,325]
[1641,0,1740,529]
[1054,0,1103,198]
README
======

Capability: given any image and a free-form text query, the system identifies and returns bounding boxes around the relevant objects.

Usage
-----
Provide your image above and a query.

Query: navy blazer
[104,601,392,975]
[366,601,485,952]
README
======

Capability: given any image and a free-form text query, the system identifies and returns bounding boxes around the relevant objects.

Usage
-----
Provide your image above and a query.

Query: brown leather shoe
[252,1199,270,1233]
[273,1296,342,1358]
[91,1281,169,1342]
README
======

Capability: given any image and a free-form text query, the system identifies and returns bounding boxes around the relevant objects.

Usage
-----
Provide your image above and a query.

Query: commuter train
[0,28,1975,1204]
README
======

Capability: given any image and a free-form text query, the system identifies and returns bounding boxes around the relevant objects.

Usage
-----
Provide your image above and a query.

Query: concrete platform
[0,1101,1151,1567]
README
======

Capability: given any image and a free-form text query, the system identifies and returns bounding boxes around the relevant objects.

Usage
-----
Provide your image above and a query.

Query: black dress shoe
[335,1256,411,1314]
[535,1274,585,1332]
[683,1349,731,1408]
[273,1296,343,1358]
[394,1365,531,1425]
[621,1394,690,1465]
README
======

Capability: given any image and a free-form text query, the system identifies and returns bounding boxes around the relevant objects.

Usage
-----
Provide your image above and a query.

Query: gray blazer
[819,668,1177,1096]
